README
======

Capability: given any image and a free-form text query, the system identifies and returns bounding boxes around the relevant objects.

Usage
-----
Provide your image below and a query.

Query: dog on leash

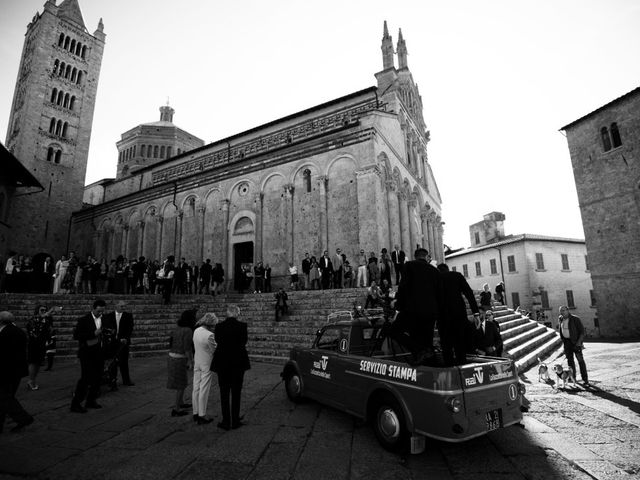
[537,358,550,383]
[553,364,576,388]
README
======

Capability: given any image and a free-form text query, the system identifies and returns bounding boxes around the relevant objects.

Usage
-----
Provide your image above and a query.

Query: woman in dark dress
[479,283,493,312]
[26,305,60,390]
[167,309,196,416]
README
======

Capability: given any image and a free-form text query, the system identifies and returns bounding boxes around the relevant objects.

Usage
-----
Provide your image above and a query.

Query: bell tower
[4,0,105,256]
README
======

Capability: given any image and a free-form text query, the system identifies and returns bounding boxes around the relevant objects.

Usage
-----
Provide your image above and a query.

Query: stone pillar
[408,198,418,252]
[398,191,411,254]
[420,211,429,251]
[436,216,444,263]
[429,212,437,260]
[254,193,263,262]
[122,225,129,257]
[386,181,401,250]
[318,176,329,249]
[137,221,145,258]
[356,166,383,252]
[221,199,230,276]
[283,184,295,263]
[156,217,164,261]
[197,206,205,261]
[175,211,184,260]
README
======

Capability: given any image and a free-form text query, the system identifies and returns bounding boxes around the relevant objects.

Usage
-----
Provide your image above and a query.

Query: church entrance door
[233,241,254,291]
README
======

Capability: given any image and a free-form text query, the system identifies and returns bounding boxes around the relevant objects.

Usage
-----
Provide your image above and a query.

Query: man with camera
[558,305,589,386]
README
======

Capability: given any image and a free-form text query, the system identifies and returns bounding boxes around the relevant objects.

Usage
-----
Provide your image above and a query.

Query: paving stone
[43,446,137,480]
[0,445,80,476]
[528,432,601,461]
[441,438,517,474]
[53,429,118,450]
[507,451,594,480]
[200,424,278,465]
[93,411,155,432]
[176,460,253,480]
[312,406,356,433]
[488,425,547,456]
[248,441,305,480]
[578,460,637,479]
[293,431,352,480]
[283,403,320,427]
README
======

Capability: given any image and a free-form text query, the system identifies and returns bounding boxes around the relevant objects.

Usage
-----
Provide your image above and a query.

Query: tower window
[133,145,137,157]
[167,146,172,158]
[57,90,64,105]
[47,147,54,162]
[62,122,68,138]
[58,33,64,47]
[53,59,59,75]
[71,67,77,83]
[50,88,57,103]
[69,96,75,110]
[65,64,71,79]
[64,36,70,50]
[59,62,66,76]
[54,150,61,164]
[55,120,62,136]
[63,93,70,108]
[75,42,82,56]
[160,146,165,158]
[303,169,311,193]
[81,45,87,59]
[49,118,56,134]
[153,145,158,158]
[601,127,612,152]
[611,122,622,148]
[70,39,76,53]
[76,71,83,85]
[141,145,146,157]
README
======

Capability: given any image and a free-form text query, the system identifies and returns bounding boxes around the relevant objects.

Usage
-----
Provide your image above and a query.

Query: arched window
[166,146,172,158]
[63,93,70,108]
[140,145,146,157]
[160,146,165,158]
[119,151,123,163]
[71,67,77,83]
[70,39,76,53]
[58,33,64,46]
[303,168,312,193]
[49,118,56,133]
[50,88,57,103]
[611,122,622,148]
[55,120,62,136]
[81,45,87,59]
[62,122,68,138]
[153,145,158,158]
[177,148,181,155]
[59,62,65,76]
[54,150,62,164]
[53,59,59,75]
[47,147,54,162]
[601,127,612,152]
[76,71,83,85]
[75,42,82,56]
[69,96,75,110]
[133,145,137,157]
[57,90,64,105]
[64,36,70,50]
[65,64,71,79]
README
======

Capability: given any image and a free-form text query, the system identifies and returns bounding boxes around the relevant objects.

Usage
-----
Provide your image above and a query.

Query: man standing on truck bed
[392,248,442,365]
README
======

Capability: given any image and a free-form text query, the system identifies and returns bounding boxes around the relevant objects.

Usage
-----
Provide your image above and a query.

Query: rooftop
[446,233,585,259]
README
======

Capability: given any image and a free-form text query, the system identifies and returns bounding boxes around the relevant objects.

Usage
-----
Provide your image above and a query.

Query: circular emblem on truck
[508,384,518,401]
[339,338,348,352]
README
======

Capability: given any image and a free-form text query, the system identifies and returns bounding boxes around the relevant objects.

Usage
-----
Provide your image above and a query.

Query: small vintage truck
[281,311,524,453]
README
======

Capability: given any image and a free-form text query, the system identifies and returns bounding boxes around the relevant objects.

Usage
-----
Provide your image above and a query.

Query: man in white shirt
[70,299,106,413]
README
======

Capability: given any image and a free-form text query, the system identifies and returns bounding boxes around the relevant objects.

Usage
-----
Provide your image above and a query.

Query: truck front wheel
[284,371,304,403]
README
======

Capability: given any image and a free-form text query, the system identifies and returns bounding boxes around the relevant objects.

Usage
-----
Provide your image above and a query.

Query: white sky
[2,0,639,249]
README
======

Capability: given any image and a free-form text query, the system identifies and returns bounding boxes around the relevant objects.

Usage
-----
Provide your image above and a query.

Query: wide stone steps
[1,291,563,371]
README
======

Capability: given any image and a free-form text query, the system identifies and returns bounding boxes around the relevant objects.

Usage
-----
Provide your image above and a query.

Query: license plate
[485,408,503,431]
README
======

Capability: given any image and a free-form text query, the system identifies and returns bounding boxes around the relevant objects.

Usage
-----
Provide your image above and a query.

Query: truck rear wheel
[372,397,409,452]
[284,371,304,403]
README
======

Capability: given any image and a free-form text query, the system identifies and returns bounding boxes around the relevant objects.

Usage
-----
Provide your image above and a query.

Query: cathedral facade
[4,0,105,256]
[70,23,444,286]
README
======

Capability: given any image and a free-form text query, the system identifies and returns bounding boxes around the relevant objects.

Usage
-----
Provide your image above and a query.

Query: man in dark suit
[391,248,442,364]
[319,250,333,290]
[211,304,251,431]
[70,299,107,413]
[390,245,406,285]
[437,263,480,365]
[102,300,135,388]
[0,311,34,433]
[474,310,503,357]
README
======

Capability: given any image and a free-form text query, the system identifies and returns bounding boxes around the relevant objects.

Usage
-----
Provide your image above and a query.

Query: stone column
[137,221,145,258]
[429,212,437,260]
[175,211,184,260]
[420,210,429,251]
[436,216,444,263]
[254,193,263,262]
[221,199,230,277]
[284,184,295,263]
[122,225,129,258]
[408,198,418,252]
[356,166,383,251]
[197,206,205,261]
[155,217,164,261]
[386,181,401,250]
[398,191,411,254]
[318,176,329,249]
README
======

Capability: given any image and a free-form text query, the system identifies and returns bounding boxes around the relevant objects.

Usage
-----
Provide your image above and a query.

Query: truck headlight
[446,396,462,413]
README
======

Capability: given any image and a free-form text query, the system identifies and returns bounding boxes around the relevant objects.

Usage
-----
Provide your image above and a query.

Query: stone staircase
[0,290,562,372]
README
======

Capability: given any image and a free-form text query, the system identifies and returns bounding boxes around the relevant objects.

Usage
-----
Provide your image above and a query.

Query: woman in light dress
[53,255,68,294]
